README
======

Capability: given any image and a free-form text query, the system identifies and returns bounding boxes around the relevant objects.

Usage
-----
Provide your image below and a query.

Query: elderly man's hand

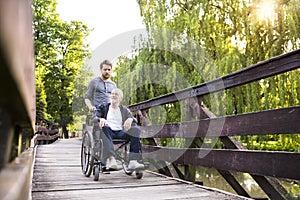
[99,118,107,129]
[123,118,133,131]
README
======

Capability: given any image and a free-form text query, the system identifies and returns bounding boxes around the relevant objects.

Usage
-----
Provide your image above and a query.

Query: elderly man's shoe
[128,160,144,170]
[106,158,117,170]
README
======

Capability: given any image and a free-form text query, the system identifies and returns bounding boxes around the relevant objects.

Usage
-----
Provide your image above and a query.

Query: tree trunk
[62,124,69,139]
[60,115,69,139]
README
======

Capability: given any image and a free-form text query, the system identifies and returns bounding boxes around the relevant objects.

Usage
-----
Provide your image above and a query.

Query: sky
[56,0,145,50]
[56,0,147,74]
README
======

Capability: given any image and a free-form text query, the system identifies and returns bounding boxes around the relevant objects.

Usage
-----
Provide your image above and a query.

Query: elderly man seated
[95,88,144,170]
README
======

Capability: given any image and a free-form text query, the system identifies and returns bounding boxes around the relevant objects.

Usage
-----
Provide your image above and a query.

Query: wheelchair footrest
[102,167,122,172]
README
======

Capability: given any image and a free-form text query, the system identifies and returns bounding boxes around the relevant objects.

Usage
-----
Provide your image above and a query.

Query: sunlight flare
[256,0,277,23]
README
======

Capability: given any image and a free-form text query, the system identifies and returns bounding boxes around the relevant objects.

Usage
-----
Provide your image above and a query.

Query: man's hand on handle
[88,106,96,113]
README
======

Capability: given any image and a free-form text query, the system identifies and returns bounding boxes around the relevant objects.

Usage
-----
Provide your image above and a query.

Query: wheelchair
[81,115,144,181]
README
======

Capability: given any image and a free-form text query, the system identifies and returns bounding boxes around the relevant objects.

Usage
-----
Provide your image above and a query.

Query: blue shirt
[85,77,116,106]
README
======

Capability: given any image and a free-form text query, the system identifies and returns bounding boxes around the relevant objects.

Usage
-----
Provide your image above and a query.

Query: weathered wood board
[31,138,252,200]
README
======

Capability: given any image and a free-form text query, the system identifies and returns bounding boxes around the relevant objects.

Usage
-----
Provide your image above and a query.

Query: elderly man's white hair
[112,88,123,99]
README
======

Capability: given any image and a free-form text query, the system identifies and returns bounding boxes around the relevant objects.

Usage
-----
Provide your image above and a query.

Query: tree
[33,0,91,138]
[113,0,300,150]
[133,0,300,111]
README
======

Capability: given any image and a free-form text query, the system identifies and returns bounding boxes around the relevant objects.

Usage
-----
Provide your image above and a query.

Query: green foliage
[286,181,300,200]
[33,0,91,133]
[72,65,93,117]
[241,134,300,152]
[112,0,300,152]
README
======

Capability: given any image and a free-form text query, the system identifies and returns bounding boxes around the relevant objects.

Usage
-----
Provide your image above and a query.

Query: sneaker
[128,160,144,170]
[106,158,117,170]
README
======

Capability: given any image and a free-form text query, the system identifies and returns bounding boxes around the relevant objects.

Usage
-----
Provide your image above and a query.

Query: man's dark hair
[100,60,112,69]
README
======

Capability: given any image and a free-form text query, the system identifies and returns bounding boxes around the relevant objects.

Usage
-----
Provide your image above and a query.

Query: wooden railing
[0,0,35,199]
[129,49,300,200]
[34,114,60,145]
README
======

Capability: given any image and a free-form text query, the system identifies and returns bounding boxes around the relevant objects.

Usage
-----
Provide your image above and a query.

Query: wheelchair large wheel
[115,141,133,175]
[81,132,94,177]
[81,133,88,174]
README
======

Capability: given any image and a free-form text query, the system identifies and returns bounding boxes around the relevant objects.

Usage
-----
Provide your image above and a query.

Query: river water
[194,166,299,199]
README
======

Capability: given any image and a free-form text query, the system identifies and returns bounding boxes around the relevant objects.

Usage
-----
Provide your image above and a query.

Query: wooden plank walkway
[31,138,253,200]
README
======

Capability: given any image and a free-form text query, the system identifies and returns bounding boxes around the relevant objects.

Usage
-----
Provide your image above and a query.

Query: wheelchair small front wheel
[93,165,100,181]
[135,171,143,179]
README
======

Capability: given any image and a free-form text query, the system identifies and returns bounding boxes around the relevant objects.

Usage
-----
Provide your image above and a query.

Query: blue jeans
[101,125,142,161]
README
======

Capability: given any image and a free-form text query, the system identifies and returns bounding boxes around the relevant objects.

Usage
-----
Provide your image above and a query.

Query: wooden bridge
[0,0,299,200]
[31,138,250,200]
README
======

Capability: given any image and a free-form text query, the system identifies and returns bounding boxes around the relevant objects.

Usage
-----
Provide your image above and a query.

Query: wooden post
[0,108,14,170]
[21,128,30,152]
[184,97,203,182]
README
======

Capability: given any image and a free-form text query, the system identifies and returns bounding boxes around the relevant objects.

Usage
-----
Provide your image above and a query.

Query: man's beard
[102,73,110,80]
[110,99,118,104]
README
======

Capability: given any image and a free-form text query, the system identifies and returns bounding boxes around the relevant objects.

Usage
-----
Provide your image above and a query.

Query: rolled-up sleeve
[85,79,95,100]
